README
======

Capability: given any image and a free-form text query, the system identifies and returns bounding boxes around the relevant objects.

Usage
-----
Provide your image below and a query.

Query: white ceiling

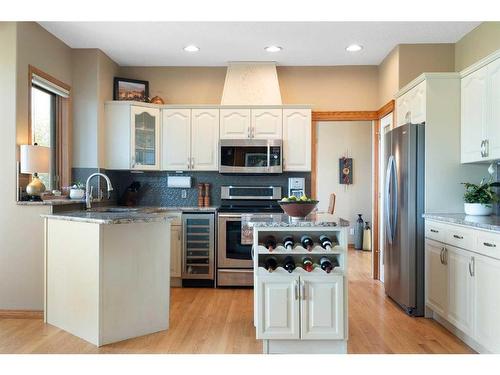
[39,22,480,67]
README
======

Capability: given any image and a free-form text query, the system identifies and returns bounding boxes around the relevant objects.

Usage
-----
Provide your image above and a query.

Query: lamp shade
[20,144,50,174]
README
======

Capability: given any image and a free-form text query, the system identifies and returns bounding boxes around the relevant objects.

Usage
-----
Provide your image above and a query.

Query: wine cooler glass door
[183,214,214,279]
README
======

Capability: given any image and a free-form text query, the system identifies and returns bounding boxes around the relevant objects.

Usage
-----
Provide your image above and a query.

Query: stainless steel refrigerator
[383,122,425,316]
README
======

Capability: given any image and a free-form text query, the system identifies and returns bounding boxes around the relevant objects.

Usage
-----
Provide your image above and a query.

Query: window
[31,85,56,190]
[25,65,72,196]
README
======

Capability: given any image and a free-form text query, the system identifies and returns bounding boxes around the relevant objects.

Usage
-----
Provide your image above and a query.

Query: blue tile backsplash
[73,168,311,207]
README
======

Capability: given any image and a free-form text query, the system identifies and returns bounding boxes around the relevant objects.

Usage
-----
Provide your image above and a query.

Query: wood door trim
[0,310,43,319]
[311,101,395,280]
[312,111,379,122]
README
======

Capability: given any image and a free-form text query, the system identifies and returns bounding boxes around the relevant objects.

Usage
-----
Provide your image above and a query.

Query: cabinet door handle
[469,256,475,277]
[191,157,195,169]
[480,140,485,157]
[453,234,463,240]
[484,139,489,157]
[483,242,496,248]
[440,248,444,264]
[301,280,306,300]
[294,280,299,300]
[444,248,448,265]
[430,229,439,233]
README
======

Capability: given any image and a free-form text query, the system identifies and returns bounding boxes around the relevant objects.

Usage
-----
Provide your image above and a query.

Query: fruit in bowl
[278,195,319,218]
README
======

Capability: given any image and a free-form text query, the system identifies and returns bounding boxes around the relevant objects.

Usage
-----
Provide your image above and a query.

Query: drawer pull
[430,229,439,233]
[483,242,496,248]
[453,234,463,240]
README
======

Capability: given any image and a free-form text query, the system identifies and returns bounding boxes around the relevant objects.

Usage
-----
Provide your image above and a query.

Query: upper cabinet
[105,103,161,170]
[162,109,192,171]
[162,108,219,171]
[220,108,282,139]
[461,56,500,163]
[283,109,312,171]
[396,80,426,127]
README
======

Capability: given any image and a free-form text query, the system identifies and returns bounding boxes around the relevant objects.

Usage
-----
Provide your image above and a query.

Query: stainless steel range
[217,186,283,287]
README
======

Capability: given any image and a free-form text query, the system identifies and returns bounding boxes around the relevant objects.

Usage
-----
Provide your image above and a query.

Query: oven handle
[217,213,243,219]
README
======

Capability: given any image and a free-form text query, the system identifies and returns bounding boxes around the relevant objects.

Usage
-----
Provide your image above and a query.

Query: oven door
[219,139,282,174]
[217,213,254,268]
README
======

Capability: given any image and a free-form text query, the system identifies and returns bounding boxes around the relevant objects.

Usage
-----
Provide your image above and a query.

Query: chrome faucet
[85,173,114,209]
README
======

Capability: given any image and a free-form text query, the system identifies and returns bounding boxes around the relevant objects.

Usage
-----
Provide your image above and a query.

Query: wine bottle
[300,235,314,251]
[302,256,314,272]
[264,257,278,272]
[319,234,333,251]
[319,256,339,273]
[283,236,294,251]
[263,235,277,251]
[283,256,296,273]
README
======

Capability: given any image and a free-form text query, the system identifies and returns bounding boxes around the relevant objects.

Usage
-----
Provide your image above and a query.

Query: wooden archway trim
[310,100,395,281]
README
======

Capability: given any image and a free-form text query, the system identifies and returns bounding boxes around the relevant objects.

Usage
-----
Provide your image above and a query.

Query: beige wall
[119,66,380,111]
[398,44,454,88]
[377,46,399,107]
[72,49,119,168]
[0,22,53,310]
[455,22,500,71]
[316,121,372,243]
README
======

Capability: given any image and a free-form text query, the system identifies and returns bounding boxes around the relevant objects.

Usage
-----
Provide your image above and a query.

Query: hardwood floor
[0,249,474,354]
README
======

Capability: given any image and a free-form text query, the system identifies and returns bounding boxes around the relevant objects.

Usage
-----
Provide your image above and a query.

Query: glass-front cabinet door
[130,106,161,170]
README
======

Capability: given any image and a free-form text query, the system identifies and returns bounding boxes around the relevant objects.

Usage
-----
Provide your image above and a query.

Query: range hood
[221,62,282,105]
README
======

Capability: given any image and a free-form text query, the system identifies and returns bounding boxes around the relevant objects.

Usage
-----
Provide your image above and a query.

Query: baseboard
[429,309,485,354]
[0,309,43,319]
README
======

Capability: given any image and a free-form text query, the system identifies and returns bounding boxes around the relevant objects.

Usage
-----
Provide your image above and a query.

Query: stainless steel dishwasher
[181,212,215,287]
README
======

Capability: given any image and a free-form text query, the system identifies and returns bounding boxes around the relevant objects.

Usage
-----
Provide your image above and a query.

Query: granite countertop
[244,212,348,228]
[42,208,178,225]
[17,198,85,206]
[423,213,500,232]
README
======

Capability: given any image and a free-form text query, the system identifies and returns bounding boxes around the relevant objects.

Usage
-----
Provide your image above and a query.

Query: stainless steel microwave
[219,139,282,174]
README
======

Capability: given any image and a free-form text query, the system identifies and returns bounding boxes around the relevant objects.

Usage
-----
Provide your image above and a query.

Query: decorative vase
[69,188,85,200]
[354,214,364,250]
[464,203,493,216]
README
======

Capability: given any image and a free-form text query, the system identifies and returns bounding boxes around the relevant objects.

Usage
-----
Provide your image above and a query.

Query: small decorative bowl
[278,201,319,218]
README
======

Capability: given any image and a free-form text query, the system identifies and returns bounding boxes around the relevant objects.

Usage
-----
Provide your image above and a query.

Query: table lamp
[20,143,50,201]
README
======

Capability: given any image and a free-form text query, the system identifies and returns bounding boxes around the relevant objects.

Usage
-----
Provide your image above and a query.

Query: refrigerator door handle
[392,156,398,242]
[385,156,394,244]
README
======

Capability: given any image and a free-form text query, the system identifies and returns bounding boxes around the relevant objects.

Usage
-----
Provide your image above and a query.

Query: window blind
[32,74,70,98]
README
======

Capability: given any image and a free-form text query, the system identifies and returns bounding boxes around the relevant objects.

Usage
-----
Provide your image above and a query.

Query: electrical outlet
[181,190,187,199]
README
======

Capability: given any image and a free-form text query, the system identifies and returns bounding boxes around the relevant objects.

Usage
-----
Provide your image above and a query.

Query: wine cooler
[182,213,215,283]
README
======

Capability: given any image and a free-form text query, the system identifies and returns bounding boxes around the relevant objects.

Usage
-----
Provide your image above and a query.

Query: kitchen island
[42,207,175,346]
[247,213,349,354]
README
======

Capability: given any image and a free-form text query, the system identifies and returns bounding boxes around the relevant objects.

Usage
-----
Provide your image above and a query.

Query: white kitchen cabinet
[300,275,344,340]
[396,81,426,126]
[461,56,500,163]
[283,109,312,171]
[251,109,282,139]
[472,253,500,353]
[162,109,191,170]
[486,58,500,161]
[256,275,300,340]
[170,225,182,279]
[220,109,251,139]
[191,109,219,170]
[425,239,448,317]
[446,246,473,336]
[162,108,219,171]
[104,103,161,170]
[461,65,488,163]
[220,108,283,139]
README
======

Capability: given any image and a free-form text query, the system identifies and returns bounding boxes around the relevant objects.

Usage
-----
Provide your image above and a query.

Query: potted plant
[69,181,85,200]
[462,178,500,216]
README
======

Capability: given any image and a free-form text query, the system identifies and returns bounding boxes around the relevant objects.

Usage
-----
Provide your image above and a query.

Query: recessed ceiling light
[265,46,283,53]
[183,45,200,52]
[346,44,363,52]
